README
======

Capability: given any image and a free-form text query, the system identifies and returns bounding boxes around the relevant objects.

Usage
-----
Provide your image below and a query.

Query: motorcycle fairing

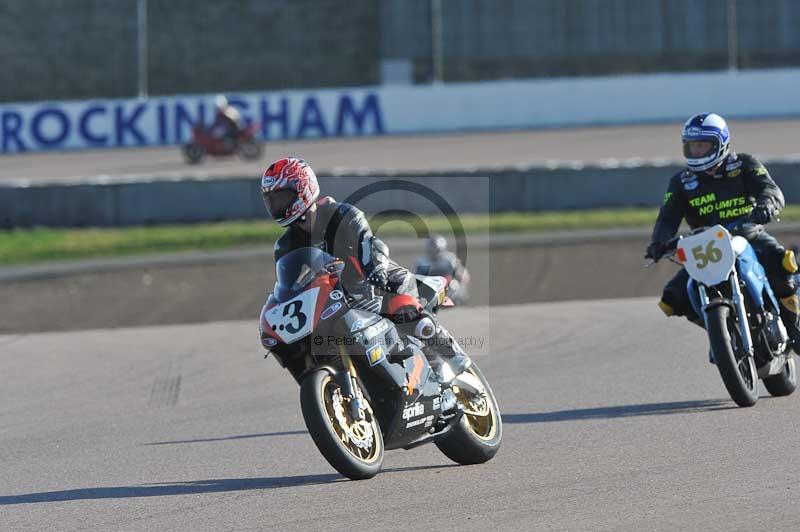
[382,351,444,450]
[733,237,780,312]
[340,308,382,334]
[262,275,335,345]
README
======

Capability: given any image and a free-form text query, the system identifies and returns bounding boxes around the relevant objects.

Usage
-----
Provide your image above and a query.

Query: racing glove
[366,263,389,290]
[363,236,391,290]
[749,204,774,225]
[645,241,666,261]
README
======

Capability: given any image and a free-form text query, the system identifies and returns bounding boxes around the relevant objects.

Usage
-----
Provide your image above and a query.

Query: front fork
[699,269,753,356]
[337,345,366,421]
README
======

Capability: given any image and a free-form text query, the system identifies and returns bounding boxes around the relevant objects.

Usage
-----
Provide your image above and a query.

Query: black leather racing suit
[274,196,419,320]
[652,152,796,323]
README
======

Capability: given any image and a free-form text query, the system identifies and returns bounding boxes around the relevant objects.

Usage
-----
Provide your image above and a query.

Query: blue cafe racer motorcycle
[654,223,796,407]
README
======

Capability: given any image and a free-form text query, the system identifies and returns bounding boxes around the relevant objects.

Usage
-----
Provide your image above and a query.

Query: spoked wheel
[435,364,502,464]
[763,355,797,397]
[706,303,759,407]
[300,369,383,480]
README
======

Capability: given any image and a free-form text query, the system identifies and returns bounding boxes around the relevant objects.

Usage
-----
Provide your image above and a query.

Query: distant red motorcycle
[182,122,263,164]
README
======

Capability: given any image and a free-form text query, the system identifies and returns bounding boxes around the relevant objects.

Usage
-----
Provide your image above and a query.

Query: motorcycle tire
[237,139,263,160]
[183,142,205,164]
[300,369,383,480]
[763,356,797,397]
[436,363,502,464]
[706,303,759,407]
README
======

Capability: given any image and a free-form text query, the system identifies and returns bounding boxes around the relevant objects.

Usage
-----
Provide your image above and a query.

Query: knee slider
[783,249,798,274]
[781,295,800,315]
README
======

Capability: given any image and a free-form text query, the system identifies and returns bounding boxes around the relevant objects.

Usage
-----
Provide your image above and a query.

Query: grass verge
[4,206,800,266]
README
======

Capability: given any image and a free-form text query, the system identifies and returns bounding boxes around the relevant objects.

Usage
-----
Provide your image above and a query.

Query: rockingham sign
[1,67,798,154]
[0,90,385,153]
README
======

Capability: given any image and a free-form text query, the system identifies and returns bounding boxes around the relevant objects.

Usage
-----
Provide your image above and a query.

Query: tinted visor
[682,139,717,159]
[263,189,297,221]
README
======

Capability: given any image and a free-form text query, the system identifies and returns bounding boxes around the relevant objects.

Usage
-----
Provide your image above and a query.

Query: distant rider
[645,112,800,348]
[210,95,242,152]
[415,234,470,302]
[260,157,469,373]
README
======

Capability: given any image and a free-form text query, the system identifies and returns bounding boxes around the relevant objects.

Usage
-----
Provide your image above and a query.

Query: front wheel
[300,369,383,480]
[763,356,797,397]
[706,303,759,407]
[435,364,502,464]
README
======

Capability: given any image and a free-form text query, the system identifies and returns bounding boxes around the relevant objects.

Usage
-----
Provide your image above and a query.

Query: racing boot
[779,295,800,355]
[778,249,800,354]
[414,317,471,383]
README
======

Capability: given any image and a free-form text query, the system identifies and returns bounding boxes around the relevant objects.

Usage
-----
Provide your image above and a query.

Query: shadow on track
[143,430,308,446]
[503,399,736,424]
[0,464,459,505]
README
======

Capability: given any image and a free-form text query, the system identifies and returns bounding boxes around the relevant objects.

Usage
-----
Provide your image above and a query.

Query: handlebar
[645,221,762,267]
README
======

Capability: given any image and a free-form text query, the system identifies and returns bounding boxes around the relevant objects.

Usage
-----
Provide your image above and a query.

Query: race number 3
[691,240,723,269]
[282,300,307,334]
[265,286,320,343]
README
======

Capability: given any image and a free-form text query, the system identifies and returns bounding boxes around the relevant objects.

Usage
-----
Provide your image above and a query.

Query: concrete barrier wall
[3,162,800,228]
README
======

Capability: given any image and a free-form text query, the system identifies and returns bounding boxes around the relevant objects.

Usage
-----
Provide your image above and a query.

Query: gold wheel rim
[321,376,382,464]
[455,368,498,441]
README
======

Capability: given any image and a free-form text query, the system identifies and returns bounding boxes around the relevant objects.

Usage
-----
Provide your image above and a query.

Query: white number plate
[677,225,735,286]
[263,287,320,344]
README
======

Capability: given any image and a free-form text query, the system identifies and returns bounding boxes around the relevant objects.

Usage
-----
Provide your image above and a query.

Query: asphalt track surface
[3,118,800,183]
[3,299,800,531]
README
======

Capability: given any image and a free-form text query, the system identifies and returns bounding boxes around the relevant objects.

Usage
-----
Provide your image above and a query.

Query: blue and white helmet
[681,113,730,172]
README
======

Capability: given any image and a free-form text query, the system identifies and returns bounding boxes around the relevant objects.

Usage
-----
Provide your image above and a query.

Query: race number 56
[691,240,723,269]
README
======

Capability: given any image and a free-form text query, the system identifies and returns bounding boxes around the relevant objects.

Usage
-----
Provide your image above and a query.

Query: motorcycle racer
[415,234,470,303]
[210,95,243,151]
[645,112,800,348]
[415,234,468,282]
[260,157,469,373]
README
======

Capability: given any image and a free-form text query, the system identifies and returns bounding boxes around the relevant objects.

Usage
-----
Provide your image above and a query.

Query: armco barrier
[2,162,800,227]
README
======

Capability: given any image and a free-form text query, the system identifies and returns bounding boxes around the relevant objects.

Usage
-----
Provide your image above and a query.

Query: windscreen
[273,247,336,302]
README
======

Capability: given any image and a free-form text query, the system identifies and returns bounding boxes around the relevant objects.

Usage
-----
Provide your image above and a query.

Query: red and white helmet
[260,157,320,226]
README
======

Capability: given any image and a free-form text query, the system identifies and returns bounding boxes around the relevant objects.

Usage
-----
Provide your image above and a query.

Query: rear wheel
[763,356,797,397]
[237,139,263,160]
[435,364,502,464]
[300,369,383,480]
[706,303,759,407]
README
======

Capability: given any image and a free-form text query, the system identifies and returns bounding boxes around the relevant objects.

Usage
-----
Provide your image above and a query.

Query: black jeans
[661,228,792,320]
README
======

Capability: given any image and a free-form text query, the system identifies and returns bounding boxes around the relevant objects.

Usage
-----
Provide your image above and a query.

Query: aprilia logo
[402,403,424,420]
